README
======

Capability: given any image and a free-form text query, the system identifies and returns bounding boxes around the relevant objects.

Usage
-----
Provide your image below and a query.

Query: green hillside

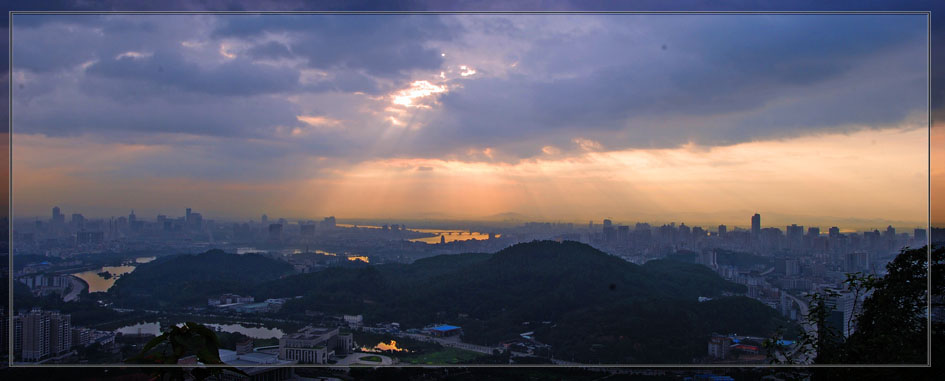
[108,249,294,308]
[254,240,791,362]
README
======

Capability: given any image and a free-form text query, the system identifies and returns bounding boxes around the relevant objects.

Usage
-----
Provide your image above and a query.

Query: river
[71,256,156,293]
[115,321,284,339]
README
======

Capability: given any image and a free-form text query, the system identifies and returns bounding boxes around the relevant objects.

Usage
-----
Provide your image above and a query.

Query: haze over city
[10,14,930,229]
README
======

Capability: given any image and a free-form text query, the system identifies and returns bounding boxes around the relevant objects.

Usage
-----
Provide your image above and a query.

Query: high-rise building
[617,225,630,245]
[807,227,820,238]
[321,216,336,229]
[190,213,203,230]
[884,225,896,238]
[751,213,761,238]
[602,219,614,244]
[51,206,65,225]
[829,226,840,238]
[1,308,8,360]
[914,228,928,245]
[20,308,51,362]
[269,224,283,241]
[72,327,91,348]
[70,214,85,229]
[13,314,23,360]
[261,214,268,226]
[49,311,72,356]
[186,208,192,223]
[15,309,74,362]
[717,224,727,237]
[300,223,315,237]
[787,224,804,251]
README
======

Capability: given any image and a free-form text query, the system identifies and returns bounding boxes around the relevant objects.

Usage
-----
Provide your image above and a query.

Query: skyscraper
[15,309,72,362]
[751,213,761,237]
[20,308,50,362]
[829,226,840,238]
[269,224,283,241]
[786,224,804,252]
[914,228,928,245]
[49,312,72,356]
[51,206,65,225]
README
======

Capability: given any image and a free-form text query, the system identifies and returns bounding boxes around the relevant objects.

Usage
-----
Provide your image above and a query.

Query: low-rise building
[427,324,463,338]
[278,326,345,364]
[209,294,255,307]
[72,327,91,347]
[707,335,732,359]
[343,314,363,328]
[217,349,296,381]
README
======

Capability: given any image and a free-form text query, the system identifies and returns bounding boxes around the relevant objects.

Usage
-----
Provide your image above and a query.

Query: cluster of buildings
[1,308,115,363]
[17,273,74,298]
[207,294,289,314]
[13,207,219,257]
[207,294,255,307]
[579,214,928,262]
[706,334,786,363]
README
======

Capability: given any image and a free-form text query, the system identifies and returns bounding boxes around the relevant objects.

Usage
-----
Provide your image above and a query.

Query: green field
[360,355,383,362]
[400,347,485,364]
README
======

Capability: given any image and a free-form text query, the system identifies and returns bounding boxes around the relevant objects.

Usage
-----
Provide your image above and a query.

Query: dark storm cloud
[86,51,301,96]
[406,15,928,158]
[14,85,301,138]
[245,41,293,59]
[212,15,453,78]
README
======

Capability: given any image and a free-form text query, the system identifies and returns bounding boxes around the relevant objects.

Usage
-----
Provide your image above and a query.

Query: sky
[7,12,934,230]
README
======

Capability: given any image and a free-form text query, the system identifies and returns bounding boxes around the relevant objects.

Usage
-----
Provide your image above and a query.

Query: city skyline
[10,14,931,228]
[18,204,930,234]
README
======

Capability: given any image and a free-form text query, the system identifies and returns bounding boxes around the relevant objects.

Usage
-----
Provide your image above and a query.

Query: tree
[127,321,247,381]
[764,245,943,379]
[842,245,943,364]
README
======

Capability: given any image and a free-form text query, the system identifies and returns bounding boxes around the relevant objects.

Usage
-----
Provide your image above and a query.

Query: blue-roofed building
[428,324,462,338]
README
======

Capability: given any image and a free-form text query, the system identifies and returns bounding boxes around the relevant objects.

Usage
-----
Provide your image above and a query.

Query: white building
[278,326,340,364]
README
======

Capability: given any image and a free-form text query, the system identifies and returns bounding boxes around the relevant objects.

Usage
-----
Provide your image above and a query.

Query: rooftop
[284,326,338,341]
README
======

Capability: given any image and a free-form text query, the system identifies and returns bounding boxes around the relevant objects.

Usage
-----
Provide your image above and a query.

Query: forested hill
[108,249,294,308]
[254,240,791,363]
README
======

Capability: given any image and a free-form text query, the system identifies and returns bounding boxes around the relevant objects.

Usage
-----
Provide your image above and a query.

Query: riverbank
[62,275,89,302]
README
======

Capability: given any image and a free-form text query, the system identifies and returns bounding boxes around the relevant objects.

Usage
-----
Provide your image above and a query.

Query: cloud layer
[9,13,931,223]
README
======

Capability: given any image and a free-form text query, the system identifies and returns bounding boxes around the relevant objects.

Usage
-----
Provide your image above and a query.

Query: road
[63,275,87,302]
[783,292,815,364]
[334,353,394,366]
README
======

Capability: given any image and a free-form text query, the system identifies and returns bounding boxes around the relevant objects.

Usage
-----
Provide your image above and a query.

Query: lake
[115,321,284,339]
[71,256,156,293]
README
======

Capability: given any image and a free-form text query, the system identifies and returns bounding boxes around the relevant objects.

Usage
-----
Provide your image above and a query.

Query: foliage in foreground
[127,321,247,381]
[765,245,943,372]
